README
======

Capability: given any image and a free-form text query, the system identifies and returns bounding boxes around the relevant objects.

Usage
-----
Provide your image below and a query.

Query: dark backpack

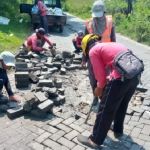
[113,50,144,81]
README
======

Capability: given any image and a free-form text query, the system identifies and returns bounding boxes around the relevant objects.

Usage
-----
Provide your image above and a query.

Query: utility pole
[127,0,132,14]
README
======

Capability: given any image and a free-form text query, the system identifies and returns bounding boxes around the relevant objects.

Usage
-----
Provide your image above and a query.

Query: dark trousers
[39,16,48,33]
[89,76,139,145]
[72,41,81,52]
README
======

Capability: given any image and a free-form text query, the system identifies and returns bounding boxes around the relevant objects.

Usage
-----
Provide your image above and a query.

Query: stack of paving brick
[15,62,29,88]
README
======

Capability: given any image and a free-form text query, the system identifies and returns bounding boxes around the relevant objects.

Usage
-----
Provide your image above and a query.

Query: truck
[20,0,67,33]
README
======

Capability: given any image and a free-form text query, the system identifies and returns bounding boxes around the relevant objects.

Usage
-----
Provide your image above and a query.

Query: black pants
[89,77,139,145]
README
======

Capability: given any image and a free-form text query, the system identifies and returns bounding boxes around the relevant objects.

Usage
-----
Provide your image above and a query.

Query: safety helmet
[81,34,99,56]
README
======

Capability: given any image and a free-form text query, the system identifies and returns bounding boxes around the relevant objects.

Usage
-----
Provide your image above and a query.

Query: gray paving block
[72,145,85,150]
[64,130,79,140]
[69,123,85,133]
[30,108,46,118]
[28,141,45,150]
[131,116,140,122]
[142,111,150,119]
[49,130,65,141]
[44,87,58,98]
[60,68,66,75]
[16,82,29,88]
[15,72,29,78]
[138,134,150,142]
[42,124,58,133]
[130,127,142,138]
[38,80,53,87]
[42,139,61,149]
[7,107,24,119]
[35,132,51,143]
[62,117,76,125]
[49,118,63,126]
[53,62,61,69]
[0,104,9,112]
[23,101,32,112]
[45,62,53,68]
[56,123,72,133]
[50,95,65,106]
[49,67,58,73]
[34,91,48,102]
[37,100,54,113]
[130,107,145,113]
[57,88,65,95]
[129,144,142,150]
[57,137,76,149]
[141,124,150,135]
[55,79,62,88]
[24,92,37,105]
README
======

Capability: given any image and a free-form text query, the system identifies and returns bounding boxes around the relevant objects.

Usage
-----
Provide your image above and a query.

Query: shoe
[74,50,80,53]
[77,134,100,149]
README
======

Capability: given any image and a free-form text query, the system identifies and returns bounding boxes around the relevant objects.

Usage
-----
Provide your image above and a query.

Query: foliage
[0,0,31,53]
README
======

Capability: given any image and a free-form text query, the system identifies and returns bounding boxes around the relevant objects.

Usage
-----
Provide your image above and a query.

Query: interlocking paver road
[0,13,150,150]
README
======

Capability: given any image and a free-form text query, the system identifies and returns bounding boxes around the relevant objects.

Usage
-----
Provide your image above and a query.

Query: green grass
[0,17,31,53]
[0,0,32,53]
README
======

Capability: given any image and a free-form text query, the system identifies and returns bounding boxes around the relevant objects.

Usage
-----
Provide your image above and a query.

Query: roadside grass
[0,16,31,53]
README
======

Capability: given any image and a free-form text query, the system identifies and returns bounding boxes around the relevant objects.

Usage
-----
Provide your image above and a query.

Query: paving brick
[141,124,150,135]
[60,68,66,75]
[138,134,150,142]
[64,130,79,140]
[80,124,93,131]
[131,116,140,122]
[57,88,65,95]
[143,142,150,150]
[49,118,63,126]
[35,132,51,143]
[42,124,58,133]
[42,138,61,149]
[130,127,142,138]
[72,145,85,150]
[30,108,46,118]
[124,124,134,131]
[55,111,73,119]
[61,146,70,150]
[37,100,54,112]
[123,141,132,149]
[133,112,142,117]
[7,107,24,119]
[56,123,72,133]
[34,91,48,102]
[15,71,29,78]
[24,92,36,105]
[49,130,65,141]
[55,79,62,88]
[82,130,91,137]
[7,143,32,150]
[129,144,142,150]
[38,80,53,87]
[128,120,142,127]
[124,115,131,124]
[57,137,76,149]
[142,111,150,119]
[74,118,85,125]
[130,107,144,113]
[62,117,76,125]
[28,141,45,150]
[21,133,38,145]
[28,125,45,135]
[17,126,32,136]
[139,118,150,125]
[131,137,145,146]
[69,123,85,133]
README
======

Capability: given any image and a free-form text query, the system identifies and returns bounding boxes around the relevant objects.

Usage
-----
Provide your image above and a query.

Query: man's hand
[94,87,103,97]
[9,95,21,103]
[81,62,86,67]
[42,48,48,51]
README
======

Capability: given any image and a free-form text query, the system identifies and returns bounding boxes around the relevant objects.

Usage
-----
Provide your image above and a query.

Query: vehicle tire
[59,25,63,33]
[33,23,38,30]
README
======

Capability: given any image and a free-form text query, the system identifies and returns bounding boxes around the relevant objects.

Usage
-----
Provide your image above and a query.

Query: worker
[26,28,55,53]
[82,0,116,105]
[0,51,21,104]
[77,34,139,148]
[72,30,84,53]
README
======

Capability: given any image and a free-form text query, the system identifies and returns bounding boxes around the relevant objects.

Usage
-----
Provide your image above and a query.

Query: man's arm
[43,36,53,47]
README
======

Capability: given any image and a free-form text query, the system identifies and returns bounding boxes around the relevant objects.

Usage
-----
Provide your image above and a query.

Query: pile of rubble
[0,46,85,119]
[126,89,150,119]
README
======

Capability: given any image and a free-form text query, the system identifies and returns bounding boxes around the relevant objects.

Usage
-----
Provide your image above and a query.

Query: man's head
[81,34,101,56]
[0,51,15,70]
[77,30,84,39]
[36,28,45,38]
[92,0,106,18]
